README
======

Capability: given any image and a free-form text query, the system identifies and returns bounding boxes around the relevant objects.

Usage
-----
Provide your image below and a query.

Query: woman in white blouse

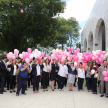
[58,60,68,91]
[8,59,19,93]
[77,62,85,91]
[42,58,51,92]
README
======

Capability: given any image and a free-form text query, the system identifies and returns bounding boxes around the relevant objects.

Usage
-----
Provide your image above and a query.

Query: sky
[61,0,96,31]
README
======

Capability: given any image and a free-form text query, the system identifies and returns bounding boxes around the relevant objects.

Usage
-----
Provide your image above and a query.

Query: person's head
[92,60,96,66]
[33,58,36,64]
[35,59,39,64]
[45,58,50,65]
[79,62,83,68]
[70,62,74,67]
[12,59,16,65]
[61,60,65,65]
[52,59,56,64]
[41,59,44,63]
[22,61,27,66]
[87,61,90,67]
[56,60,59,64]
[103,60,107,67]
[2,56,7,62]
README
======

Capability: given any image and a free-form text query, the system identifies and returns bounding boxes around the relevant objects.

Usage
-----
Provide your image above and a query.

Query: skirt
[68,74,75,84]
[50,73,56,81]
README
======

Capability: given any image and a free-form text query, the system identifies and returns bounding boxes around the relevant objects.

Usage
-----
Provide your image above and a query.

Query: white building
[81,0,108,52]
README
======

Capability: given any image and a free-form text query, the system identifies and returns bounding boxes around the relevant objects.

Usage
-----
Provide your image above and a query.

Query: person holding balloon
[58,59,68,91]
[42,58,51,92]
[67,61,77,91]
[8,59,19,93]
[90,60,99,94]
[31,59,42,93]
[98,60,108,98]
[77,62,85,91]
[85,61,92,92]
[16,61,30,96]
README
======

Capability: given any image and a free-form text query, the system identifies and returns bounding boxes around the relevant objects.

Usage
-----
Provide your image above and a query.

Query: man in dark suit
[0,56,9,94]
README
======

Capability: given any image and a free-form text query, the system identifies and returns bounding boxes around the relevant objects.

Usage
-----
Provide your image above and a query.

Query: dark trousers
[6,73,10,89]
[86,77,92,90]
[41,73,43,86]
[16,76,27,94]
[64,78,67,86]
[43,72,49,89]
[28,76,32,87]
[91,75,97,93]
[78,77,84,90]
[10,75,16,90]
[0,76,5,93]
[48,73,50,86]
[54,73,58,87]
[74,77,77,86]
[59,76,65,89]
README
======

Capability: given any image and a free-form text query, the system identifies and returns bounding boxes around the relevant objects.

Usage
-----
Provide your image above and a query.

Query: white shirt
[77,68,85,78]
[36,64,41,76]
[58,63,68,77]
[43,63,51,72]
[13,65,17,75]
[4,61,11,71]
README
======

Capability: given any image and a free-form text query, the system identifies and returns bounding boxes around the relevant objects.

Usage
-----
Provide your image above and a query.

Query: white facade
[81,0,108,52]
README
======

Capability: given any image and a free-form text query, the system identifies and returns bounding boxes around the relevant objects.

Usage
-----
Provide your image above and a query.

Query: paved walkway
[0,85,108,108]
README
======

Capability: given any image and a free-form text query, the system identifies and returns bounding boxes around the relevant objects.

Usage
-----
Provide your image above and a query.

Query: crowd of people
[0,55,108,98]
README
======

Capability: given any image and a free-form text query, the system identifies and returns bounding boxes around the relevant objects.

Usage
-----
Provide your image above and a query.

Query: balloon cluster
[6,48,108,65]
[102,70,108,82]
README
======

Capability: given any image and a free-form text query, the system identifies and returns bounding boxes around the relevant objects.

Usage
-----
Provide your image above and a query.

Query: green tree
[66,17,80,48]
[0,0,66,52]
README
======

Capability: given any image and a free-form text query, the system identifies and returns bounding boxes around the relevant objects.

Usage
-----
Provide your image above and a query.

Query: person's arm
[66,66,68,78]
[0,61,8,72]
[20,65,28,72]
[98,67,101,80]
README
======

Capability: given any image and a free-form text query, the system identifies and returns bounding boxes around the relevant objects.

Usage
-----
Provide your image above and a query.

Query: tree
[0,0,66,52]
[66,17,80,48]
[54,17,72,50]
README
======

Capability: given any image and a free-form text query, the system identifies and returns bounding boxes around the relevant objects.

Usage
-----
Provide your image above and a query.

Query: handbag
[94,73,98,78]
[15,68,20,76]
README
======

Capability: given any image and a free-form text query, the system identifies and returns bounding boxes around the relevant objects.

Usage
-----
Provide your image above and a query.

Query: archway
[88,31,93,52]
[95,19,106,51]
[84,38,87,52]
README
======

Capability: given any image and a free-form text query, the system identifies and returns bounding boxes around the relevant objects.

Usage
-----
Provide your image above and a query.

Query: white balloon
[91,69,95,74]
[92,57,95,60]
[19,54,22,58]
[35,49,38,53]
[33,53,37,58]
[38,51,41,56]
[56,49,59,53]
[30,54,33,59]
[79,56,82,60]
[105,52,108,57]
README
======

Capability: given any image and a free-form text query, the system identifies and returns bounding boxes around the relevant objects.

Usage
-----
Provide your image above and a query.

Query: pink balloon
[12,55,16,59]
[27,48,32,53]
[67,47,71,51]
[52,50,56,54]
[25,58,30,64]
[51,54,55,59]
[15,55,18,58]
[20,9,24,13]
[102,71,107,77]
[71,47,74,51]
[104,77,108,82]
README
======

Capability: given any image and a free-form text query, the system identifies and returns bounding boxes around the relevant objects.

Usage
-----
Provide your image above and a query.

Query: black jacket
[8,64,19,75]
[0,60,7,77]
[67,64,77,75]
